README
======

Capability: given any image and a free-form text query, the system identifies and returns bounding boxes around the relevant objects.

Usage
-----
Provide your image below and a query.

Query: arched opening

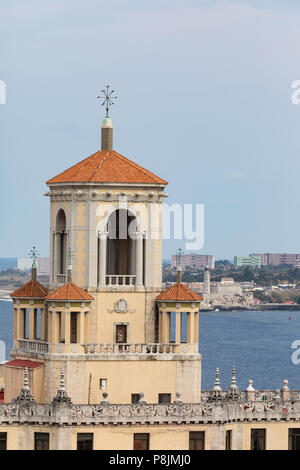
[54,209,67,284]
[101,209,141,286]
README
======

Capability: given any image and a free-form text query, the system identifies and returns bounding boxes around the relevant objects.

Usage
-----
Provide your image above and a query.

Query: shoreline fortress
[1,92,300,450]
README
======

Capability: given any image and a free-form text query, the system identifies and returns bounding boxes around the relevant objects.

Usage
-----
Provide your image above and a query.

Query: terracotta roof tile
[156,282,203,302]
[5,359,44,369]
[46,150,168,185]
[10,280,48,299]
[45,282,94,302]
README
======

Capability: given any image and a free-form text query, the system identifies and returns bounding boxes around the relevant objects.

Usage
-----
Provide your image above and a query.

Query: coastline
[0,291,13,301]
[200,303,300,312]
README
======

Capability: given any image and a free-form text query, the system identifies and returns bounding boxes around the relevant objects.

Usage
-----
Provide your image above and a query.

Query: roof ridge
[90,151,109,179]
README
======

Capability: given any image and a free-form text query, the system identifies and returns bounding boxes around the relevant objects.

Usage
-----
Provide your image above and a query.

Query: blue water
[0,258,17,272]
[1,300,300,391]
[199,310,300,391]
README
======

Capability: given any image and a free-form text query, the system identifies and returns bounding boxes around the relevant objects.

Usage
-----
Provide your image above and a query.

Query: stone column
[161,312,170,343]
[135,232,143,286]
[175,312,181,343]
[29,308,35,340]
[194,311,199,345]
[51,311,57,343]
[98,231,108,286]
[187,312,195,344]
[79,312,85,344]
[158,311,162,342]
[13,308,17,343]
[40,308,46,341]
[64,312,70,344]
[54,232,61,282]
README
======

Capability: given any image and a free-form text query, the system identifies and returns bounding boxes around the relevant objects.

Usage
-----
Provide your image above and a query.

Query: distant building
[250,253,300,266]
[171,254,215,271]
[17,258,32,272]
[234,255,261,268]
[17,257,50,275]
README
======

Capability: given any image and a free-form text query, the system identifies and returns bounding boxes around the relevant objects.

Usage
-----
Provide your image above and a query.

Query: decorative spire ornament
[97,85,117,117]
[29,246,39,268]
[227,366,240,401]
[15,367,35,404]
[208,368,224,401]
[52,369,72,404]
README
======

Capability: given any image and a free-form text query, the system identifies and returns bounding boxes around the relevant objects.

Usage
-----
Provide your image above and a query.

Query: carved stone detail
[107,298,136,314]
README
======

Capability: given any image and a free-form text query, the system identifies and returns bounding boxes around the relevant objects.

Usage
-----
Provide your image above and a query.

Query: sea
[0,258,17,272]
[1,298,300,391]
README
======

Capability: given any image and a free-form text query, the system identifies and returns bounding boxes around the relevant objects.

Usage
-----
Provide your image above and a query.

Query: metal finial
[29,246,39,268]
[97,85,117,117]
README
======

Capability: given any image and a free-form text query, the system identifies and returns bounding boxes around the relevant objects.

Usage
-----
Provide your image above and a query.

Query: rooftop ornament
[97,85,117,118]
[52,369,72,404]
[226,366,241,401]
[208,368,224,402]
[15,367,35,404]
[29,246,39,268]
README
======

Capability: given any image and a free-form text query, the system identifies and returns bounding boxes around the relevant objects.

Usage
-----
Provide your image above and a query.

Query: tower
[7,90,202,404]
[203,266,211,300]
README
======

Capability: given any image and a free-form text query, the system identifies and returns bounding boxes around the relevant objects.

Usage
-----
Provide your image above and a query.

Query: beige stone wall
[13,355,200,404]
[3,420,300,450]
[3,366,44,403]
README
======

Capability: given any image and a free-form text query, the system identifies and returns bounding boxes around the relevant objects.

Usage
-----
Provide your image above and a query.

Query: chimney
[177,266,182,283]
[101,117,113,150]
[67,265,72,283]
[31,266,37,281]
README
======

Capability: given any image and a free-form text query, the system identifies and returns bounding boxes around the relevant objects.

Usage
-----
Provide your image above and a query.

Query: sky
[1,0,300,260]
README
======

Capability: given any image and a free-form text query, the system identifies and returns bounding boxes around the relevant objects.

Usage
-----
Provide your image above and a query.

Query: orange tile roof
[10,280,48,299]
[45,282,94,302]
[5,359,44,369]
[156,282,203,302]
[46,150,168,185]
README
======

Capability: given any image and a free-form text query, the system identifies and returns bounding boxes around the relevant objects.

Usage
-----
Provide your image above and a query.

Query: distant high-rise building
[250,253,300,266]
[18,257,50,275]
[234,255,261,268]
[171,254,215,271]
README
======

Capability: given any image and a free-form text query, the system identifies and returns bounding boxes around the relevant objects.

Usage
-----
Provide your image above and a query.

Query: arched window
[107,209,137,277]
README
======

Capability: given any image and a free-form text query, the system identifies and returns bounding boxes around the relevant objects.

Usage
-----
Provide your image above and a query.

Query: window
[133,433,149,450]
[289,429,300,450]
[34,433,49,450]
[77,433,93,450]
[131,394,140,404]
[158,393,171,404]
[189,431,205,450]
[225,430,232,450]
[0,433,7,450]
[169,312,176,342]
[100,379,107,390]
[181,312,187,343]
[251,429,266,451]
[70,312,78,343]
